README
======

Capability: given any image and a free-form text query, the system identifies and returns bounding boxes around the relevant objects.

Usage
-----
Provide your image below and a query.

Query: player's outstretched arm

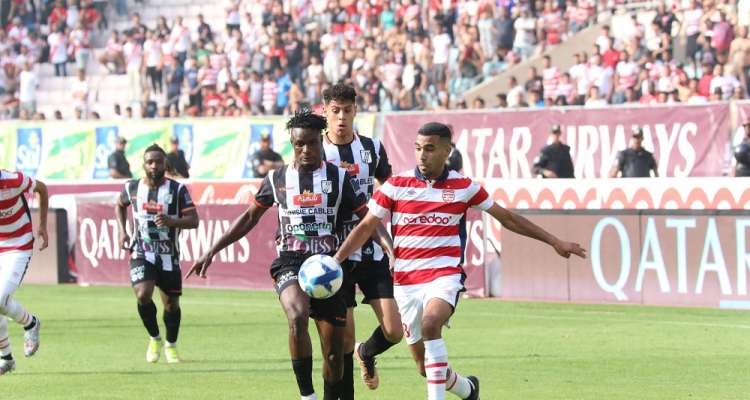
[33,179,49,250]
[354,207,394,261]
[334,211,383,264]
[486,203,587,259]
[186,203,267,279]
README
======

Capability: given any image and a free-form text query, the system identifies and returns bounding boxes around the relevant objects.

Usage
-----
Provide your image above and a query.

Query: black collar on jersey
[324,130,358,146]
[414,166,449,183]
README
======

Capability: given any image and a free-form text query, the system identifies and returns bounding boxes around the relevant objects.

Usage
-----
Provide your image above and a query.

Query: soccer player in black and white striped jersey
[187,109,393,400]
[115,144,199,364]
[321,83,403,397]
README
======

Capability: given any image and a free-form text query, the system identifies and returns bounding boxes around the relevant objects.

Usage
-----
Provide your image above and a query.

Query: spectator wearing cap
[734,121,750,177]
[166,137,190,179]
[250,133,283,178]
[533,124,575,178]
[108,137,132,179]
[609,127,658,178]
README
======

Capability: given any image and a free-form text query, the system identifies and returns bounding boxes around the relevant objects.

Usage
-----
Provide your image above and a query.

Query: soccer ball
[298,254,344,299]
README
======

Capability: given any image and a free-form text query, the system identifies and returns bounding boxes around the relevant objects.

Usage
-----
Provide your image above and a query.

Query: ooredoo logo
[402,214,452,225]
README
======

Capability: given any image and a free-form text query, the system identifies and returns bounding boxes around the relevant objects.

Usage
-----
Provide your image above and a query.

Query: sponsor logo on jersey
[340,161,360,176]
[285,222,334,235]
[140,239,174,254]
[280,207,335,217]
[0,208,15,218]
[293,190,323,207]
[442,189,455,202]
[402,214,452,225]
[360,150,373,163]
[321,180,333,194]
[143,200,164,213]
[283,235,338,254]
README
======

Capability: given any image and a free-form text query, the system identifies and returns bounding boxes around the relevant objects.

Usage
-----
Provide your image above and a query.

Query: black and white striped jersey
[323,133,392,261]
[118,178,195,269]
[253,162,366,255]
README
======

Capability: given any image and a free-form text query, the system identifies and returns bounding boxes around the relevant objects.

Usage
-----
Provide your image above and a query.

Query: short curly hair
[322,82,357,104]
[286,107,327,132]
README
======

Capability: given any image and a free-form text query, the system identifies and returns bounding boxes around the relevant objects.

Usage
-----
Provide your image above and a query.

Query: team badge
[165,193,173,204]
[442,189,455,202]
[321,180,333,194]
[360,150,372,163]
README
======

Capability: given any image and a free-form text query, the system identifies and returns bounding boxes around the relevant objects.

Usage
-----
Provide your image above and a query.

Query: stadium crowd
[0,0,748,119]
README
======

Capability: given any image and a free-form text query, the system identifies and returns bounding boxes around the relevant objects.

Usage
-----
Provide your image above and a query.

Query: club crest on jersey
[442,189,455,202]
[360,150,372,163]
[165,193,173,203]
[321,180,333,194]
[340,161,360,176]
[143,200,164,213]
[293,190,323,207]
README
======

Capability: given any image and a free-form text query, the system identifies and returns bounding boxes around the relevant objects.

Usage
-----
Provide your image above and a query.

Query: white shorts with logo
[0,250,32,295]
[394,274,464,345]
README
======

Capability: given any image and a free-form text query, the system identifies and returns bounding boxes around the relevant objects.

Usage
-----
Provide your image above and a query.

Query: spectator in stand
[47,23,68,77]
[99,31,125,74]
[69,20,91,72]
[71,68,90,117]
[123,32,143,104]
[143,31,163,95]
[17,61,36,115]
[541,55,560,102]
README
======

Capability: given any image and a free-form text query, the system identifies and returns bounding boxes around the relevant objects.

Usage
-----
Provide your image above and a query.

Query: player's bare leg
[354,298,403,389]
[279,284,316,399]
[410,298,478,400]
[159,290,181,363]
[134,281,162,362]
[315,318,344,400]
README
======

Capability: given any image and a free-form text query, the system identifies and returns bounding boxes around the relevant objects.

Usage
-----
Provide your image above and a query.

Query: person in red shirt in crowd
[79,0,100,31]
[697,62,714,97]
[47,0,67,29]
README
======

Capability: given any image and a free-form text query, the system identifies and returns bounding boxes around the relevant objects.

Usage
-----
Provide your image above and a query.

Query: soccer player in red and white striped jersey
[0,169,48,375]
[334,122,586,400]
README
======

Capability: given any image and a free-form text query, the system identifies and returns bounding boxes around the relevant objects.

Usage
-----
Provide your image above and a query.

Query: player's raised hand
[186,252,214,279]
[37,227,48,251]
[553,240,587,259]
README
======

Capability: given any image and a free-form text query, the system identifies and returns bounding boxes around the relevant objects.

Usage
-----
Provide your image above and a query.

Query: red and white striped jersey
[0,170,36,253]
[369,168,493,285]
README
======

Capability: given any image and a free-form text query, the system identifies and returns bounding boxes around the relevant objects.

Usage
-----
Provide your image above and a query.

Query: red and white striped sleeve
[467,181,493,211]
[368,180,395,219]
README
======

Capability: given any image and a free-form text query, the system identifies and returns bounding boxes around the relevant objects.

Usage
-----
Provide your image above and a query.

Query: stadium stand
[0,0,747,120]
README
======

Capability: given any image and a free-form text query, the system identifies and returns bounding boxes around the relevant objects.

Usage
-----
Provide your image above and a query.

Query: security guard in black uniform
[533,124,575,178]
[735,121,750,177]
[609,127,659,178]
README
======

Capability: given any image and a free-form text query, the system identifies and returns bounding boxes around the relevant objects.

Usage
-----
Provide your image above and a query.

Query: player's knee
[0,294,9,315]
[163,298,179,313]
[286,310,309,337]
[421,316,443,339]
[135,292,152,305]
[322,352,344,381]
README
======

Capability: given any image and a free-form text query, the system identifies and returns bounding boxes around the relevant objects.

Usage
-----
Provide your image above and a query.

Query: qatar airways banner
[382,104,729,178]
[75,203,279,290]
[501,211,750,309]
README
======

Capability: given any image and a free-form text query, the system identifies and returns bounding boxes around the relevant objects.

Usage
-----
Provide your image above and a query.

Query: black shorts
[270,252,346,327]
[341,258,394,308]
[129,257,182,296]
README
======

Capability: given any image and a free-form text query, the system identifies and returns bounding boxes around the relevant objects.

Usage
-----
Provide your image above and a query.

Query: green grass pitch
[2,284,749,399]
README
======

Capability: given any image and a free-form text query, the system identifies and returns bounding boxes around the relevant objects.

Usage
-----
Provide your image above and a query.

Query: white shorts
[394,274,464,345]
[0,250,32,291]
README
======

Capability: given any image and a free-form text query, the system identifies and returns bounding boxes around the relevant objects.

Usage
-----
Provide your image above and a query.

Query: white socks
[0,317,10,357]
[424,338,449,400]
[446,367,473,398]
[301,394,317,400]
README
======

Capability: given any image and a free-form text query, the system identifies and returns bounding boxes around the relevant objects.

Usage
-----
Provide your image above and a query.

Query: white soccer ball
[298,254,344,299]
